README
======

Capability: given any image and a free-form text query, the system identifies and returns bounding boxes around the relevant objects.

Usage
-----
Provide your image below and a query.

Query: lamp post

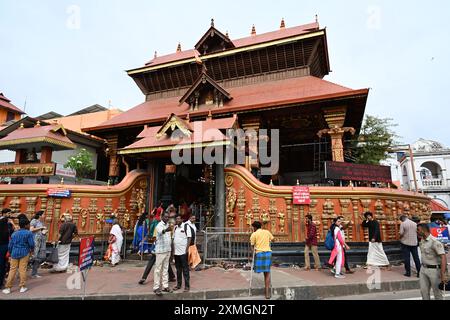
[388,144,419,193]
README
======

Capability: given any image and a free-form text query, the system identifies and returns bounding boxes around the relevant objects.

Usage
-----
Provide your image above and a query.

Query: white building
[399,138,450,209]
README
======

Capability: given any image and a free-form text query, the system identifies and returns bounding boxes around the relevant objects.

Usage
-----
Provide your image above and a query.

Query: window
[6,112,15,122]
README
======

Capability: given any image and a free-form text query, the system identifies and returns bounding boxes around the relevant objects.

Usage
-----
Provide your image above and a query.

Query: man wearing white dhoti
[362,212,390,267]
[51,214,78,272]
[109,219,123,266]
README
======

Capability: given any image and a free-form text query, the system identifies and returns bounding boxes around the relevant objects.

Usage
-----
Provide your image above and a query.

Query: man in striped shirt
[2,217,35,294]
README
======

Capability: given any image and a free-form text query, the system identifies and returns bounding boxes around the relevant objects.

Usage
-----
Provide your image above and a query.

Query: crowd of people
[303,211,448,300]
[1,200,448,300]
[0,208,78,294]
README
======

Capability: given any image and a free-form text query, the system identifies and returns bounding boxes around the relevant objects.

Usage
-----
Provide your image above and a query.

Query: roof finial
[186,113,190,121]
[280,18,285,29]
[211,18,214,27]
[225,30,229,38]
[176,42,181,52]
[208,109,212,118]
[19,123,24,129]
[154,51,157,59]
[34,120,41,127]
[251,24,256,36]
[315,14,318,23]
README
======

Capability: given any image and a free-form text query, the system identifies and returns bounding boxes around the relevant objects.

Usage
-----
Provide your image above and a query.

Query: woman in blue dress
[132,213,149,255]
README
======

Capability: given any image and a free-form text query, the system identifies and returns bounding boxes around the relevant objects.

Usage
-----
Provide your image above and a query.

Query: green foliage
[353,115,400,165]
[64,148,94,181]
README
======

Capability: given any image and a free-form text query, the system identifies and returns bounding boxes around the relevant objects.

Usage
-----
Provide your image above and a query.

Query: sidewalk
[0,261,420,300]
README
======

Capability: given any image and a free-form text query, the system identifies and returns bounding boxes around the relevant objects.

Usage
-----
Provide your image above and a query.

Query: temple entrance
[155,160,217,228]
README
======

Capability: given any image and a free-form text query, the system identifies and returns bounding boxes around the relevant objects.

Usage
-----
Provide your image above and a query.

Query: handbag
[47,244,59,264]
[439,280,449,291]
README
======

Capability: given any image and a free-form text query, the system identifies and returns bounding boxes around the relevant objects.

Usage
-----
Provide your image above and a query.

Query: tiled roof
[144,22,320,67]
[431,199,449,212]
[0,124,75,150]
[119,116,236,154]
[0,92,25,114]
[85,76,368,132]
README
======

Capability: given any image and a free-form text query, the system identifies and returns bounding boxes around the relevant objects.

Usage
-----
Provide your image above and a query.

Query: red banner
[292,186,311,205]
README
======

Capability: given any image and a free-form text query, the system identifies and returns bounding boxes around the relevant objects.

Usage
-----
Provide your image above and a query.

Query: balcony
[422,178,447,189]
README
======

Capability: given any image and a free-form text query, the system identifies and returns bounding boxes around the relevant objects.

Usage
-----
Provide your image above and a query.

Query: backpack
[184,223,196,246]
[324,228,335,250]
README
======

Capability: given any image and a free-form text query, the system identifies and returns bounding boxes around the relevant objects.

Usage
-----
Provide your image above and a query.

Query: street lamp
[387,144,419,193]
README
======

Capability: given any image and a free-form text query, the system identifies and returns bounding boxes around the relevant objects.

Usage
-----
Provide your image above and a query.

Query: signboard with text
[431,227,449,243]
[324,161,392,183]
[79,236,95,271]
[0,163,56,177]
[47,188,71,198]
[292,186,311,205]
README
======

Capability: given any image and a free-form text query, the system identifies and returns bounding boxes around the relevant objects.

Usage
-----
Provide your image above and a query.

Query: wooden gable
[179,70,232,111]
[194,19,235,55]
[156,113,193,139]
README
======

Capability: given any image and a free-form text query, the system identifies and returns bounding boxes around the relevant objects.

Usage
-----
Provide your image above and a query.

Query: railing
[422,178,446,188]
[203,227,252,264]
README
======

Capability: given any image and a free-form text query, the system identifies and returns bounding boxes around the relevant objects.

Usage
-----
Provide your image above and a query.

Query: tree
[64,148,94,181]
[351,115,400,165]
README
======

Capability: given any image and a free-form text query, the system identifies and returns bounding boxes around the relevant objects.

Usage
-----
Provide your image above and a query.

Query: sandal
[162,287,173,293]
[184,287,190,292]
[173,286,181,291]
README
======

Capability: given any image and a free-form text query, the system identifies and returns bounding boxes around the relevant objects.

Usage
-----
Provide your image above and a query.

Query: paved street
[0,260,421,300]
[326,289,450,300]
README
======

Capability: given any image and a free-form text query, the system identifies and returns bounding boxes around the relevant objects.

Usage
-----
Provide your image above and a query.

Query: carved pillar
[351,199,361,242]
[40,146,53,164]
[293,204,299,241]
[269,199,277,234]
[322,199,335,241]
[106,134,120,184]
[285,199,292,241]
[241,116,261,169]
[317,106,355,162]
[236,187,246,229]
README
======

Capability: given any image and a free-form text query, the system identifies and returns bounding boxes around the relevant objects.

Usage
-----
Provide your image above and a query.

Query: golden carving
[360,199,371,213]
[53,198,62,241]
[80,208,88,231]
[225,174,234,187]
[245,209,253,229]
[122,210,131,230]
[293,204,299,241]
[236,186,246,228]
[118,196,127,214]
[252,194,260,217]
[0,197,5,211]
[285,199,292,241]
[72,198,81,214]
[277,210,285,233]
[25,197,37,216]
[9,197,21,214]
[351,199,361,242]
[269,198,277,233]
[137,188,146,215]
[104,198,113,214]
[309,199,318,214]
[260,209,270,226]
[226,187,237,227]
[339,199,351,215]
[317,126,355,162]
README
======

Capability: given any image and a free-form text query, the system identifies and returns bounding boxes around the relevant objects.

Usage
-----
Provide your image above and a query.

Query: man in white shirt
[172,215,191,292]
[153,212,173,296]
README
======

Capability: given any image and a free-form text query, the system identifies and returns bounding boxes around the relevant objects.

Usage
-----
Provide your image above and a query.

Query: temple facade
[0,19,431,243]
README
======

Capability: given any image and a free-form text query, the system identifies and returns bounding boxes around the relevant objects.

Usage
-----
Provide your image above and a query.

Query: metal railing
[203,227,252,264]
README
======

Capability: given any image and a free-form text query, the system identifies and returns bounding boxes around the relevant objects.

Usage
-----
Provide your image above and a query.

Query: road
[325,289,450,300]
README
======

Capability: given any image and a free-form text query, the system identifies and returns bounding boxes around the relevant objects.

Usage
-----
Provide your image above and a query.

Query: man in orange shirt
[250,221,274,299]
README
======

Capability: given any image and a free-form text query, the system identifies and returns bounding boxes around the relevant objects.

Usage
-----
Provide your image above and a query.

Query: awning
[118,114,236,155]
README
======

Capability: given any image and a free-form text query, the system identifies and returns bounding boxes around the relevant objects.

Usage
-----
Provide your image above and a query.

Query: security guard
[417,223,448,300]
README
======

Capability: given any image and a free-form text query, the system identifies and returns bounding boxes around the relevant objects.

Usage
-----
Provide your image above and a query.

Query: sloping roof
[119,116,236,154]
[85,76,368,133]
[144,22,320,68]
[179,71,232,105]
[36,111,64,120]
[431,199,449,212]
[0,124,76,150]
[67,104,107,116]
[0,92,25,114]
[50,109,122,133]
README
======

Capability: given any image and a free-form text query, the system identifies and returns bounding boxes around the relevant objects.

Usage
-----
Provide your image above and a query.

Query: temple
[0,19,431,247]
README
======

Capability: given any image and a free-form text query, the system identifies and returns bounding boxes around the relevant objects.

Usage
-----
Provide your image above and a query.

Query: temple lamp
[387,144,419,193]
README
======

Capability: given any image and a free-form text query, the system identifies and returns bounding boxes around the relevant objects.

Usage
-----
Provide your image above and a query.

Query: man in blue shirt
[2,217,35,295]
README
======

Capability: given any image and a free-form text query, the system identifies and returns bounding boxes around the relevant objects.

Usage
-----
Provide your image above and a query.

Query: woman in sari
[109,218,123,267]
[132,213,149,255]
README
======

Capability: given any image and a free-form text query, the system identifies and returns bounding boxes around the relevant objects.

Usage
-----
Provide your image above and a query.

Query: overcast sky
[1,0,449,146]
